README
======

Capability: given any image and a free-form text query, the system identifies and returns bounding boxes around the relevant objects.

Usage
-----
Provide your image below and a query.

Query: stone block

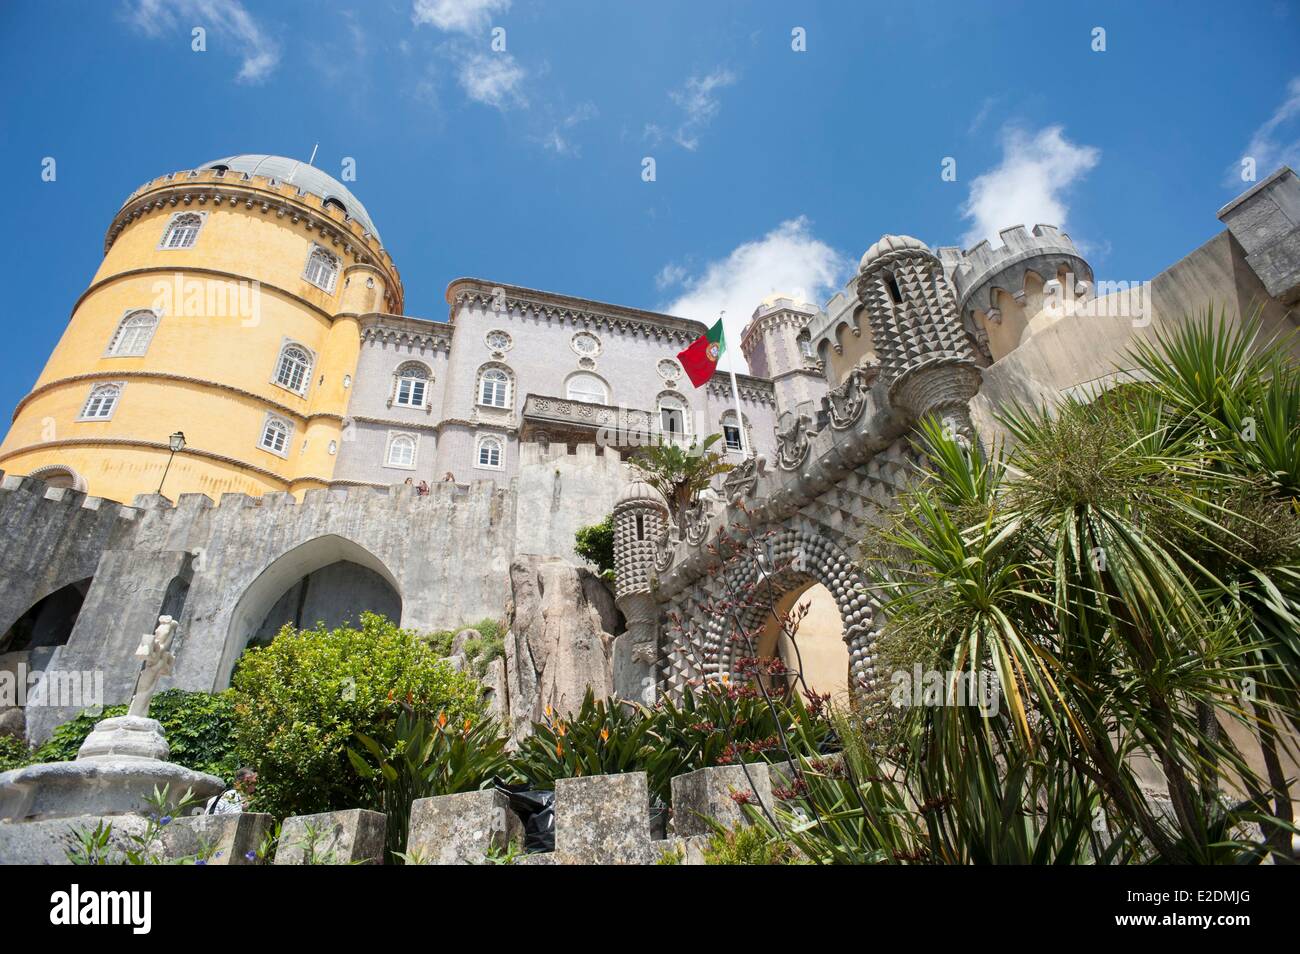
[0,814,150,865]
[161,812,274,865]
[670,763,772,837]
[407,789,522,865]
[514,851,555,865]
[554,771,652,865]
[275,809,386,865]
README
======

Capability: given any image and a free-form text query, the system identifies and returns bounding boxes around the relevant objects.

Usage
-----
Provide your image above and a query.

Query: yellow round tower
[0,155,401,503]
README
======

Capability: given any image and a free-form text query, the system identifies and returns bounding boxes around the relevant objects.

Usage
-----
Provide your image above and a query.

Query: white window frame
[105,309,160,357]
[565,372,609,405]
[272,341,315,396]
[477,365,512,409]
[658,392,690,440]
[393,362,431,409]
[158,211,205,250]
[78,383,123,421]
[721,412,748,453]
[257,414,293,458]
[475,434,505,470]
[303,243,340,293]
[384,431,419,470]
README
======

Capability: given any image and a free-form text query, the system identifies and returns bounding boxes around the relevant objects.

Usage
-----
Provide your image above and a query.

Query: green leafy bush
[0,734,32,773]
[348,705,509,862]
[574,516,615,577]
[703,821,797,865]
[509,689,678,799]
[423,618,506,678]
[231,611,484,819]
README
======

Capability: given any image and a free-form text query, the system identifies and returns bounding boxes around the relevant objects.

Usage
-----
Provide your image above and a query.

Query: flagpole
[721,315,750,459]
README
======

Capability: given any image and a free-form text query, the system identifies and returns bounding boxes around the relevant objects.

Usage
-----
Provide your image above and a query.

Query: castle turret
[612,479,669,702]
[855,235,982,442]
[936,224,1092,363]
[0,155,401,504]
[740,294,827,420]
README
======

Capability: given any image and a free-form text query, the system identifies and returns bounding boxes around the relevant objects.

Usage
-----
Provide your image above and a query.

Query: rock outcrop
[504,556,619,741]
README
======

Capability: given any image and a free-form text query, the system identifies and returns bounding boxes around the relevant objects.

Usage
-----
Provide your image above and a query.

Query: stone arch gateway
[613,235,983,701]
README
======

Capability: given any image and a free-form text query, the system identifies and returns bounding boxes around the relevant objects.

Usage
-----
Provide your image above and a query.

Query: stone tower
[0,155,400,504]
[854,235,982,442]
[936,225,1092,364]
[611,479,669,702]
[740,294,827,421]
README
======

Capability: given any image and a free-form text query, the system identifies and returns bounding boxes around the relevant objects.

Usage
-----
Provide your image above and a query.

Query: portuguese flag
[677,318,726,388]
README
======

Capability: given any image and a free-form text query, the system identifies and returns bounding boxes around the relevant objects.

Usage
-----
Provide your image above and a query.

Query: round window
[571,332,601,357]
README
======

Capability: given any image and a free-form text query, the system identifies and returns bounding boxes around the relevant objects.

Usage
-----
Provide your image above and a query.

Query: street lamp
[157,431,186,496]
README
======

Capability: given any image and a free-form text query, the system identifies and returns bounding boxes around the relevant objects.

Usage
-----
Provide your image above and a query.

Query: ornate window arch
[106,309,159,357]
[258,415,292,456]
[303,244,340,293]
[392,361,432,409]
[79,383,122,421]
[385,431,418,469]
[159,212,204,250]
[657,390,691,440]
[475,433,504,470]
[477,363,513,409]
[28,464,86,492]
[273,341,314,395]
[565,371,609,405]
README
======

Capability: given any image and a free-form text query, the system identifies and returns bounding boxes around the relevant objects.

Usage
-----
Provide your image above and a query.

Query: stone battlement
[936,224,1092,320]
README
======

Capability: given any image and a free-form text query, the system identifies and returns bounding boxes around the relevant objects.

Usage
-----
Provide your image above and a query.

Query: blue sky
[0,0,1297,415]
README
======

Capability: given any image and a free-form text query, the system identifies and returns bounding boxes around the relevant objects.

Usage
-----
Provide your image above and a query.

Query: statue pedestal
[0,716,224,823]
[76,715,170,762]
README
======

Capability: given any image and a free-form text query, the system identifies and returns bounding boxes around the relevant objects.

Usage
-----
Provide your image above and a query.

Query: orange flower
[556,741,564,758]
[600,728,610,742]
[463,718,472,734]
[557,723,567,737]
[437,711,448,729]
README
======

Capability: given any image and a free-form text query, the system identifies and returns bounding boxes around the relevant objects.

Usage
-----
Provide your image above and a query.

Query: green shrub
[25,689,238,779]
[703,821,797,865]
[423,618,505,678]
[0,734,32,773]
[508,689,680,802]
[231,611,484,819]
[348,706,509,862]
[574,516,615,576]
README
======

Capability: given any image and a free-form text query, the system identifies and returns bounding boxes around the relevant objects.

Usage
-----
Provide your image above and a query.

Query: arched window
[160,212,203,250]
[274,343,313,394]
[797,332,814,360]
[106,310,159,357]
[393,362,430,408]
[658,392,689,439]
[304,245,340,293]
[79,383,121,420]
[476,435,504,469]
[721,411,747,453]
[478,366,512,409]
[884,271,904,305]
[566,372,609,404]
[259,416,291,455]
[386,433,417,468]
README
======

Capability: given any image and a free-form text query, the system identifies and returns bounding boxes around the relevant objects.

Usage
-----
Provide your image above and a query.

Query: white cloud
[669,68,737,150]
[126,0,280,83]
[540,102,598,156]
[659,217,850,372]
[960,125,1099,248]
[458,51,525,109]
[412,0,510,34]
[1232,76,1300,186]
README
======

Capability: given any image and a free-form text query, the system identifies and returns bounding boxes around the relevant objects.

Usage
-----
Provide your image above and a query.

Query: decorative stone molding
[774,411,815,471]
[826,363,879,430]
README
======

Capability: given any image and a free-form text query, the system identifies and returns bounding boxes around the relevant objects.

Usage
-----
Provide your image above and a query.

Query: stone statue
[128,615,177,718]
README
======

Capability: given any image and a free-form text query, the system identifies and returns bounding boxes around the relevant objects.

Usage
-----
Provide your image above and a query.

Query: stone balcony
[519,393,658,449]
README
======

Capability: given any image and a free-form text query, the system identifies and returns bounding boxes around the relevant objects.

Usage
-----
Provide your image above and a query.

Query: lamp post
[157,431,186,496]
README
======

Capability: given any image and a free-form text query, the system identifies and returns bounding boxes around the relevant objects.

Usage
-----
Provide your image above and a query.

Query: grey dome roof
[616,479,667,509]
[859,234,929,271]
[203,155,382,242]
